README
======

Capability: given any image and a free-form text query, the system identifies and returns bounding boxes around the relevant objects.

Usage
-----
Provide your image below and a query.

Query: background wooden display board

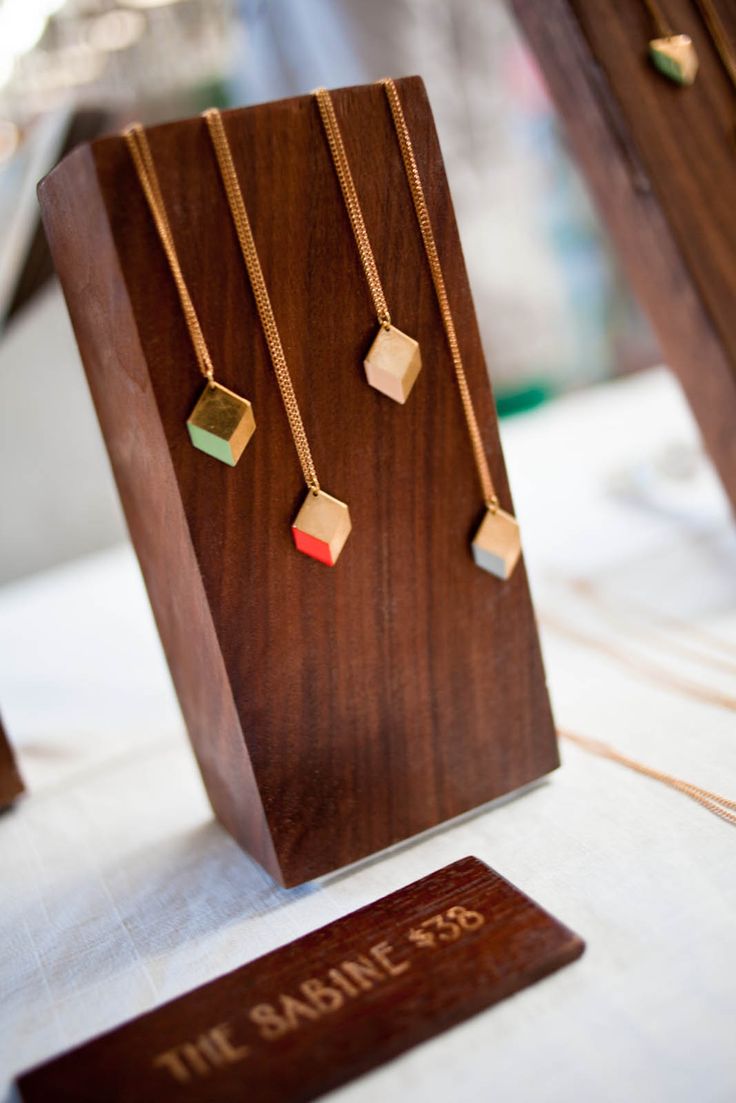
[38,77,557,887]
[511,0,736,513]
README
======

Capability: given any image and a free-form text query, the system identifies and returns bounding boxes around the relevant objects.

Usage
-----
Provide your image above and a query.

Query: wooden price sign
[18,857,584,1102]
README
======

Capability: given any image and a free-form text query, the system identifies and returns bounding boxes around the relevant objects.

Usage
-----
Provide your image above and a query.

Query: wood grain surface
[0,712,24,809]
[17,856,584,1103]
[37,78,557,886]
[511,0,736,512]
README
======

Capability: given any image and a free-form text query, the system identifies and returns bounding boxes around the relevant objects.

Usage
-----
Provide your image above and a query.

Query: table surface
[1,367,735,1103]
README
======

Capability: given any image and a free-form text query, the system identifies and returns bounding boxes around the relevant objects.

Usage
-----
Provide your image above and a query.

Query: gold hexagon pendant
[186,381,255,466]
[471,506,521,580]
[292,489,352,566]
[363,324,421,404]
[649,34,699,86]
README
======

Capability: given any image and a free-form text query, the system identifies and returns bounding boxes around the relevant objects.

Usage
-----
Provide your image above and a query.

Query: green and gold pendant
[186,381,255,466]
[649,34,699,86]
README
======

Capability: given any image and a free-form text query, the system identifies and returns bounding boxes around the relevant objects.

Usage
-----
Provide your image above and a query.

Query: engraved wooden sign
[38,78,557,886]
[17,857,584,1102]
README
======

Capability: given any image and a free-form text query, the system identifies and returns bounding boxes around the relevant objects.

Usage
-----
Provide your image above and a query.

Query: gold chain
[695,0,736,89]
[642,0,673,39]
[123,124,215,383]
[313,87,391,329]
[541,608,736,712]
[560,729,736,826]
[379,78,498,511]
[203,108,320,493]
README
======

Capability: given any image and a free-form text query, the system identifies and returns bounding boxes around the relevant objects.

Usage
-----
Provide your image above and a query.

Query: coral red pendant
[292,489,352,566]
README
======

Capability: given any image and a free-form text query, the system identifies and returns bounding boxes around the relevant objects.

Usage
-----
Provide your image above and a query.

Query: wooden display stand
[38,78,557,887]
[512,0,736,513]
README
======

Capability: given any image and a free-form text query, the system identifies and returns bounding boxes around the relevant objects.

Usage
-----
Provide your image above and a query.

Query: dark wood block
[511,0,736,512]
[0,712,24,809]
[17,856,584,1102]
[37,78,557,886]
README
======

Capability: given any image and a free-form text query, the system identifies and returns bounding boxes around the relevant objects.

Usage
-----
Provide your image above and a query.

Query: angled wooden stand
[38,77,557,887]
[0,713,24,809]
[512,0,736,513]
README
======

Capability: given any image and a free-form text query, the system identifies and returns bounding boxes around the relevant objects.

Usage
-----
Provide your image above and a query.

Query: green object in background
[495,380,554,419]
[194,78,230,111]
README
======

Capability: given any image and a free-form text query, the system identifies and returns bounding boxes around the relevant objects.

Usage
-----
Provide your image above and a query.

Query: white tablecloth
[1,367,734,1102]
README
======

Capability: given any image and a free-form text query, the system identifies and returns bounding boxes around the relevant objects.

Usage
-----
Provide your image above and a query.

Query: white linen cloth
[1,367,734,1102]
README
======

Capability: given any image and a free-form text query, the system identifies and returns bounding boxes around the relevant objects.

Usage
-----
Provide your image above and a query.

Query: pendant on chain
[186,381,256,466]
[363,324,421,404]
[292,489,352,566]
[649,34,698,85]
[472,506,521,581]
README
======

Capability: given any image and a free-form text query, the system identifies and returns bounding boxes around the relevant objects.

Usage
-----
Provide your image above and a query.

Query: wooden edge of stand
[37,144,282,882]
[0,713,25,809]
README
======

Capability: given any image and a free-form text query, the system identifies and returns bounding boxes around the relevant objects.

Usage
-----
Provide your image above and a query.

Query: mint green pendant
[186,381,255,466]
[649,34,699,86]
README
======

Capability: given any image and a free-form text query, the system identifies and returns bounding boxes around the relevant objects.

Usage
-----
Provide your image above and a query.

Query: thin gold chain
[379,78,498,511]
[695,0,736,89]
[203,108,320,493]
[642,0,673,39]
[123,124,215,382]
[563,574,736,678]
[541,608,736,712]
[313,87,391,329]
[560,729,736,826]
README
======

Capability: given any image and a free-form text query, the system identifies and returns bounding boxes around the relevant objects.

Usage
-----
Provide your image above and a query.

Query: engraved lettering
[328,967,359,998]
[370,940,411,976]
[197,1033,226,1068]
[145,888,494,1080]
[249,1004,289,1041]
[406,905,486,950]
[300,977,344,1013]
[209,1022,250,1065]
[153,1049,192,1085]
[180,1042,210,1077]
[340,954,386,991]
[446,905,485,930]
[153,1024,249,1083]
[407,925,437,949]
[424,914,462,942]
[280,993,321,1030]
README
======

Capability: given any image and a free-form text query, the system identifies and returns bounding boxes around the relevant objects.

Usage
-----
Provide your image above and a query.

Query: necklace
[642,0,699,84]
[379,78,521,581]
[541,608,736,712]
[313,86,422,406]
[560,729,736,826]
[123,124,255,467]
[203,108,351,568]
[560,573,736,679]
